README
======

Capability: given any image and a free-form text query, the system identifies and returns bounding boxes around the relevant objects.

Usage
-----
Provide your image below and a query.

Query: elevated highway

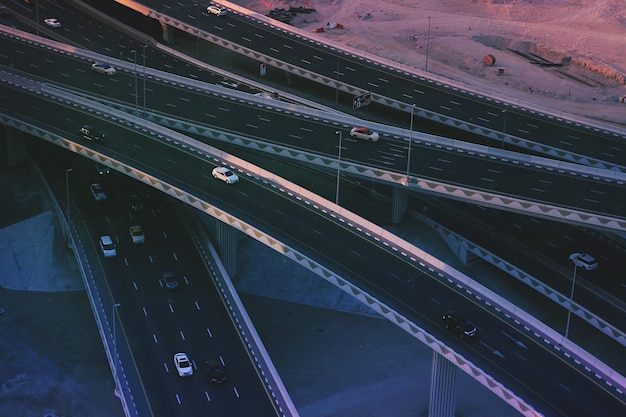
[2,26,625,233]
[1,67,625,417]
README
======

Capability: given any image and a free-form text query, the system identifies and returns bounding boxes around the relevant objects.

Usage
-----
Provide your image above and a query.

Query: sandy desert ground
[231,0,626,125]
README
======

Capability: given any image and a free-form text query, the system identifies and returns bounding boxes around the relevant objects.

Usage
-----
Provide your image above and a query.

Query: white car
[129,226,145,244]
[90,183,107,201]
[91,62,116,76]
[173,353,193,377]
[44,18,61,28]
[569,253,598,271]
[212,167,239,184]
[207,5,227,16]
[99,235,117,258]
[349,127,380,142]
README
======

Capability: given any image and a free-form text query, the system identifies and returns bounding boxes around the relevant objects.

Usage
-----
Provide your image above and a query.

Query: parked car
[207,5,227,16]
[442,311,477,339]
[205,359,226,384]
[349,127,380,142]
[99,235,117,258]
[212,166,239,184]
[162,270,178,290]
[129,226,145,244]
[91,62,116,76]
[43,18,61,28]
[79,125,106,142]
[569,253,598,271]
[90,183,107,201]
[173,353,193,377]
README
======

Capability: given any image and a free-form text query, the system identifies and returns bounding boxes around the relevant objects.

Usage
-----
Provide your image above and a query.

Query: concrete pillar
[429,352,457,417]
[215,220,238,278]
[160,21,174,44]
[391,186,408,223]
[0,126,28,168]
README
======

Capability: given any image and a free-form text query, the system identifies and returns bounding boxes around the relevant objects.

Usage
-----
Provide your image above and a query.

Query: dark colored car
[0,6,9,16]
[79,125,106,142]
[205,360,226,384]
[442,311,477,339]
[162,270,178,290]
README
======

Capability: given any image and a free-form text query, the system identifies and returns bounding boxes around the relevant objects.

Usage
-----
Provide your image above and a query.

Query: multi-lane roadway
[2,33,625,228]
[3,76,625,416]
[4,3,624,415]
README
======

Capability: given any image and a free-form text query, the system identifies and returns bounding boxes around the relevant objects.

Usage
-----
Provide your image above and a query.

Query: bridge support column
[160,21,174,44]
[391,186,408,223]
[0,126,28,168]
[428,352,457,417]
[215,220,238,278]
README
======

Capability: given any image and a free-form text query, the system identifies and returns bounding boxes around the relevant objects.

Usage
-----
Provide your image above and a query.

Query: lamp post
[335,130,343,205]
[565,260,577,339]
[425,16,431,72]
[112,303,121,397]
[501,109,508,149]
[65,168,73,243]
[141,45,148,117]
[131,50,138,114]
[406,104,415,184]
[195,3,200,58]
[35,1,39,36]
[335,57,340,106]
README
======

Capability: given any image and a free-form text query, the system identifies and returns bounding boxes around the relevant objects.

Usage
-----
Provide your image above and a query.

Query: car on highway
[207,5,227,16]
[569,253,598,271]
[96,163,110,175]
[173,353,193,377]
[205,359,226,384]
[43,18,61,28]
[129,194,143,211]
[162,270,178,290]
[89,183,107,201]
[442,311,477,339]
[129,226,145,244]
[91,62,116,76]
[0,5,9,16]
[79,125,106,142]
[212,166,239,184]
[99,235,117,258]
[349,127,379,142]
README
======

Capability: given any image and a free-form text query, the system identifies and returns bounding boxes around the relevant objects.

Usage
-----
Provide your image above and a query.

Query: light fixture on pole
[65,168,73,244]
[425,16,431,72]
[195,3,200,58]
[131,50,138,114]
[35,1,40,36]
[335,130,343,205]
[141,45,148,117]
[501,109,507,150]
[112,303,121,398]
[406,104,415,184]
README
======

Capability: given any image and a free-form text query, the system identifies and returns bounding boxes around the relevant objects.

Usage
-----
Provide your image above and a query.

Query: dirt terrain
[231,0,626,124]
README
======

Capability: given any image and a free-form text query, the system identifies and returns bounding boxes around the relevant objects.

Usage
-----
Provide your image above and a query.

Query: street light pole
[195,3,200,58]
[335,130,343,205]
[425,16,431,72]
[35,1,39,36]
[112,303,121,397]
[65,168,73,242]
[406,104,415,184]
[131,50,138,114]
[141,45,148,117]
[565,263,577,339]
[501,109,508,149]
